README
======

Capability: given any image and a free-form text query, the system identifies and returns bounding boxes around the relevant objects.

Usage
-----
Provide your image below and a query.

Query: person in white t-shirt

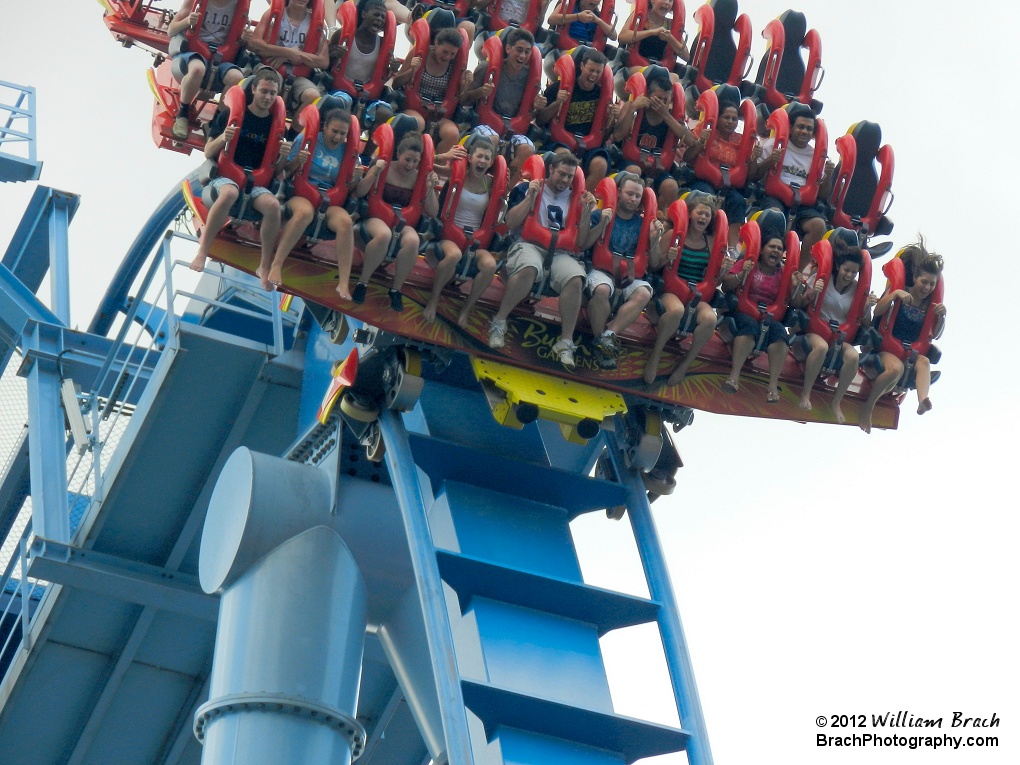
[486,153,593,369]
[750,104,835,269]
[249,0,330,113]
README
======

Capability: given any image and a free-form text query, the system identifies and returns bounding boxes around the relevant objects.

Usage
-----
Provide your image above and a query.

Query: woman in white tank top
[423,137,502,326]
[792,241,878,423]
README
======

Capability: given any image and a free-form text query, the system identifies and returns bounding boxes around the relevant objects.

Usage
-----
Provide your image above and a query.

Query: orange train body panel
[206,234,901,430]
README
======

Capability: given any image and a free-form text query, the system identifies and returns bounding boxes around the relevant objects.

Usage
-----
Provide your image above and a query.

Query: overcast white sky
[1,1,1017,763]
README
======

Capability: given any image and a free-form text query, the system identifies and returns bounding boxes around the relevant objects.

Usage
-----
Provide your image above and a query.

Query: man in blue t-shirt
[580,173,661,369]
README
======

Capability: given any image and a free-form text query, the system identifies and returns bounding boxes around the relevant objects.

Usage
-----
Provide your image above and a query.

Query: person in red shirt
[719,231,793,402]
[683,97,760,248]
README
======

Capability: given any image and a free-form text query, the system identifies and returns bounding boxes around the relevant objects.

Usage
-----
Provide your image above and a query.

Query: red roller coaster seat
[330,0,397,102]
[803,237,873,347]
[402,20,471,121]
[483,0,545,35]
[754,10,823,113]
[188,80,287,226]
[590,175,657,285]
[439,154,510,252]
[620,66,686,173]
[364,121,436,230]
[552,0,618,53]
[476,31,544,136]
[292,98,362,211]
[257,0,327,79]
[686,0,752,95]
[828,121,894,239]
[762,104,828,209]
[622,0,686,70]
[733,225,800,325]
[661,199,730,309]
[875,255,943,362]
[518,153,587,254]
[172,0,253,65]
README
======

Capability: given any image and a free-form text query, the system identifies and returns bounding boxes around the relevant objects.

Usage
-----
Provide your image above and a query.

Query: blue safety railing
[0,81,41,182]
[0,226,298,684]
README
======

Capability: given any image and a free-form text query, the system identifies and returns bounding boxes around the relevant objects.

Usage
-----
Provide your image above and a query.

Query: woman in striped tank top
[644,193,733,386]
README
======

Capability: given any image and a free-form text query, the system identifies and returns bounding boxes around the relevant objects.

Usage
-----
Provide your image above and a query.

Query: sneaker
[388,288,404,312]
[351,282,367,304]
[488,318,507,349]
[552,337,577,370]
[172,116,190,141]
[595,331,621,358]
[594,344,617,370]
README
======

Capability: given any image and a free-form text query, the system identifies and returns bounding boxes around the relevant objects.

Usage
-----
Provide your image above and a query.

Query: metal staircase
[376,406,704,764]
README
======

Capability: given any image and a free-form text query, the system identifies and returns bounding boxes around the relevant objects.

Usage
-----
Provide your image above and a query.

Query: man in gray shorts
[578,173,660,369]
[487,154,594,370]
[167,0,251,140]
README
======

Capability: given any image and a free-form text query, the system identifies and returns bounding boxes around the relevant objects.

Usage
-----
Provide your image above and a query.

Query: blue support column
[20,320,69,543]
[377,410,475,765]
[197,448,368,765]
[606,432,715,765]
[47,191,75,325]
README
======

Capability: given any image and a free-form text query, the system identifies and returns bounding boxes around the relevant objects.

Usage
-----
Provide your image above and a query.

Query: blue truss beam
[2,186,79,296]
[25,537,217,621]
[0,261,62,377]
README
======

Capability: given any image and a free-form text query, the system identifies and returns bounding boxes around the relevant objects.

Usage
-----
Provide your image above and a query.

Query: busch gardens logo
[518,318,601,372]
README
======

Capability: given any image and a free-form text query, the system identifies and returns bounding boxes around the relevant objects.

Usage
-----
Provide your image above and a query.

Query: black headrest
[787,102,815,123]
[317,94,349,121]
[426,8,456,38]
[572,44,594,64]
[390,113,420,152]
[714,84,740,111]
[644,64,671,88]
[711,0,738,28]
[756,208,787,243]
[850,121,882,159]
[774,10,807,95]
[779,9,806,48]
[830,227,859,248]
